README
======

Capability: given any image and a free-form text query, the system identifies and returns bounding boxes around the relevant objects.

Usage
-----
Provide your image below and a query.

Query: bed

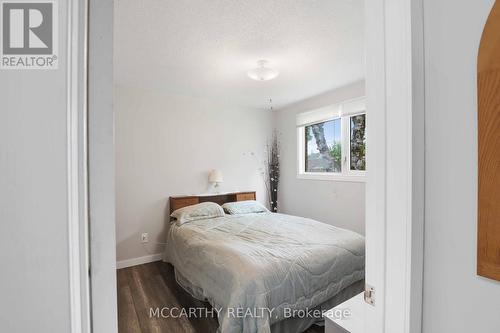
[164,192,365,333]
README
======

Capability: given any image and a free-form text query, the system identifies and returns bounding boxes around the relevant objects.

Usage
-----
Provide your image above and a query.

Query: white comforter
[164,212,365,333]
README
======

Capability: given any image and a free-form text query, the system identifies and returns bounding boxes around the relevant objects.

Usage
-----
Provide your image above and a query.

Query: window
[350,114,366,171]
[305,118,342,173]
[297,98,366,181]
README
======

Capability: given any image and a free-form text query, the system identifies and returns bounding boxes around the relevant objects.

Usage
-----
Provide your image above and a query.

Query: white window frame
[297,97,366,182]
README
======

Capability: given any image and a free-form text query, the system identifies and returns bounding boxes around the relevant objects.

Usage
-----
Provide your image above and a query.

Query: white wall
[273,81,365,235]
[423,1,500,332]
[115,85,272,262]
[0,3,71,333]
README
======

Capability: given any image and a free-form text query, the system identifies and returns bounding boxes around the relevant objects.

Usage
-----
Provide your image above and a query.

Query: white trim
[383,0,425,332]
[408,0,425,332]
[365,0,424,332]
[297,173,365,182]
[295,97,366,127]
[117,254,164,270]
[88,1,117,332]
[67,1,90,333]
[341,113,349,174]
[341,97,367,117]
[296,104,341,127]
[364,0,387,330]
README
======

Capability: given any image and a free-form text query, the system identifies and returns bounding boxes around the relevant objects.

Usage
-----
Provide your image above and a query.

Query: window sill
[297,172,366,182]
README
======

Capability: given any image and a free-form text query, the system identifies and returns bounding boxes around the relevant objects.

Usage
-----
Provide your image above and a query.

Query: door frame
[67,0,92,332]
[67,0,117,333]
[365,0,425,332]
[87,0,117,333]
[71,0,426,332]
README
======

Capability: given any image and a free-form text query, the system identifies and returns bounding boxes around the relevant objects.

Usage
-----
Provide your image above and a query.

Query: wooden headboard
[169,191,256,214]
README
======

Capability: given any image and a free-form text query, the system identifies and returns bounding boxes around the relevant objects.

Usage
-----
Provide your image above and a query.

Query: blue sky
[307,119,341,154]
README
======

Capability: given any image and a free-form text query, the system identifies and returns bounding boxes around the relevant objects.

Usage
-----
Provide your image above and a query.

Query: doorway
[81,1,425,333]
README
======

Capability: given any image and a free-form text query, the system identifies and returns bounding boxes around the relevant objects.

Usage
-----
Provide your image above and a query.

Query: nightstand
[324,293,364,333]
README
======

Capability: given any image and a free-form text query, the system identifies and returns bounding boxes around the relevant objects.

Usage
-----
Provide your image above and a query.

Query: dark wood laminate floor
[117,261,325,333]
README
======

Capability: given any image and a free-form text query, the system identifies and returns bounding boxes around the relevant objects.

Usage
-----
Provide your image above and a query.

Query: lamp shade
[208,170,223,183]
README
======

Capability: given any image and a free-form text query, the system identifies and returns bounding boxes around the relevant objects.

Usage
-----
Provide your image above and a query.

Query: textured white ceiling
[114,0,365,110]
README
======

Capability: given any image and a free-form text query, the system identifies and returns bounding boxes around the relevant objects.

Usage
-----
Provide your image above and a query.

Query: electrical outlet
[141,233,149,243]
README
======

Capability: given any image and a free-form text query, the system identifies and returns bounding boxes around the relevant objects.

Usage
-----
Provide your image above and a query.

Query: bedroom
[114,1,366,332]
[6,0,500,332]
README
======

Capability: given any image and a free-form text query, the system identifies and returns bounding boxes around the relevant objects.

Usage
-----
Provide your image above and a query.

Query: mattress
[164,212,365,333]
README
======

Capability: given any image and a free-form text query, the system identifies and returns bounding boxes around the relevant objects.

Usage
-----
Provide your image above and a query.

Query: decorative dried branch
[264,131,280,212]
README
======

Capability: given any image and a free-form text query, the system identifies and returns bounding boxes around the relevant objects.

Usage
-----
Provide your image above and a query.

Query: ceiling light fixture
[247,60,279,81]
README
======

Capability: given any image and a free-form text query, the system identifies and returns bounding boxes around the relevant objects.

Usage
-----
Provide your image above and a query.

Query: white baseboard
[116,253,163,269]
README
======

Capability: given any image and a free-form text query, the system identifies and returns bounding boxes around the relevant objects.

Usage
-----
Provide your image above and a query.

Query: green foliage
[329,141,341,165]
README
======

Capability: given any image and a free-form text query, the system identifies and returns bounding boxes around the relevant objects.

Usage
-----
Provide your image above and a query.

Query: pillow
[222,200,269,215]
[170,202,225,225]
